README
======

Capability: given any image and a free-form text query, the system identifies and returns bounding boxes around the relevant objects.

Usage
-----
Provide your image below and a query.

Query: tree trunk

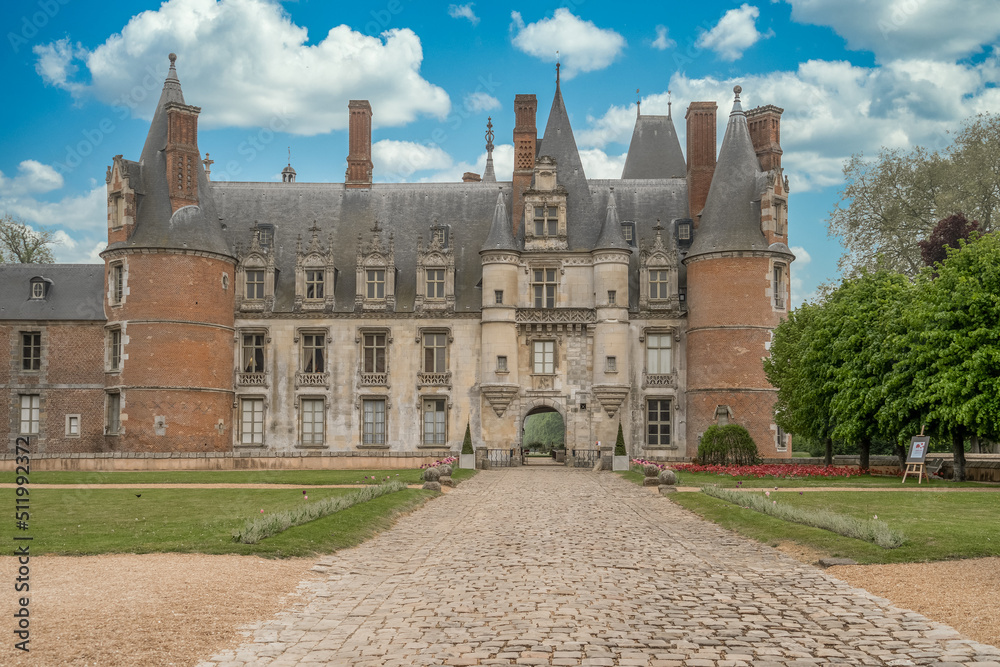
[824,437,833,466]
[895,442,907,471]
[970,434,980,453]
[952,428,967,482]
[859,439,871,472]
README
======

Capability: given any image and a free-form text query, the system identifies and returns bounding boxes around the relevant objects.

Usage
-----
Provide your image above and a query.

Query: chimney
[685,101,717,225]
[747,105,784,172]
[512,94,537,237]
[164,101,202,213]
[462,172,482,183]
[346,100,373,188]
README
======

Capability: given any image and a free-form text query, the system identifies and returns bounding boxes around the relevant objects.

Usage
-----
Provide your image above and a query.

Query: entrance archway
[521,400,565,466]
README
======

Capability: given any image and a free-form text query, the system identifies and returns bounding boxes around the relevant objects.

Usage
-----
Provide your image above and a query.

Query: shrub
[614,422,626,456]
[461,423,473,455]
[697,424,761,466]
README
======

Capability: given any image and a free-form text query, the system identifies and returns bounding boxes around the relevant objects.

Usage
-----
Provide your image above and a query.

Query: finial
[733,85,742,99]
[169,53,177,67]
[202,152,214,180]
[287,147,291,166]
[731,85,744,115]
[653,218,664,233]
[556,58,560,85]
[308,221,320,236]
[668,90,672,118]
[636,88,640,118]
[485,117,494,152]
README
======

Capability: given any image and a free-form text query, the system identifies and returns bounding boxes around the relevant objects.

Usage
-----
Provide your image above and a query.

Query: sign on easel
[902,434,931,483]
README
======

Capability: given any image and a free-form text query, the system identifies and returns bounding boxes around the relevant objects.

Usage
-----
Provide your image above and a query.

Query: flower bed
[631,459,867,479]
[420,456,457,469]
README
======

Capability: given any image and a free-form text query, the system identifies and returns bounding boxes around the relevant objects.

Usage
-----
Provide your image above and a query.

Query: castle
[2,55,794,462]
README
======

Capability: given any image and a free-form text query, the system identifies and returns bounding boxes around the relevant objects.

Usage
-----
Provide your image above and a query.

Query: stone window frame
[417,327,452,374]
[297,394,327,447]
[638,226,678,311]
[296,328,329,374]
[419,394,450,447]
[607,290,617,306]
[531,203,561,237]
[235,237,275,313]
[359,394,389,447]
[65,414,81,438]
[293,226,335,313]
[109,261,126,307]
[355,224,395,312]
[621,221,636,247]
[237,395,266,447]
[639,326,679,375]
[105,391,121,436]
[30,279,47,300]
[531,339,557,375]
[236,327,270,388]
[776,424,788,452]
[20,331,42,373]
[605,355,618,374]
[496,355,509,374]
[357,327,391,386]
[494,290,504,305]
[645,397,673,448]
[529,265,560,309]
[772,261,787,310]
[415,230,455,312]
[106,326,123,373]
[424,267,446,300]
[109,191,125,230]
[19,394,40,435]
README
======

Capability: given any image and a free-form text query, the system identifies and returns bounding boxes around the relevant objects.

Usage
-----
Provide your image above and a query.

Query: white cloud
[578,148,627,179]
[372,140,452,181]
[789,245,811,265]
[789,246,814,305]
[0,160,65,196]
[651,25,675,51]
[448,3,479,26]
[465,91,500,113]
[696,4,773,61]
[1,184,106,232]
[510,9,626,79]
[576,91,674,149]
[785,0,1000,62]
[422,144,514,183]
[33,38,87,94]
[36,0,450,135]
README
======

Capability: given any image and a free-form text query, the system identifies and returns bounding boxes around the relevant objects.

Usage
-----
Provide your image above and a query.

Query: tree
[462,423,473,455]
[917,212,980,267]
[0,213,57,263]
[614,422,626,456]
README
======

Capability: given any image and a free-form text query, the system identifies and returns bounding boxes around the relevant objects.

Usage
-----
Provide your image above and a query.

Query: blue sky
[3,0,1000,304]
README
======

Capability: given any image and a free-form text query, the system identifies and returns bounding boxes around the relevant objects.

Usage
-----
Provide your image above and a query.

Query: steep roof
[687,86,770,258]
[594,187,630,250]
[621,113,686,179]
[0,264,106,321]
[481,189,519,252]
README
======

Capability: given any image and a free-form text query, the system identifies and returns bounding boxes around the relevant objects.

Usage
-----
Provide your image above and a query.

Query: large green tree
[0,213,57,263]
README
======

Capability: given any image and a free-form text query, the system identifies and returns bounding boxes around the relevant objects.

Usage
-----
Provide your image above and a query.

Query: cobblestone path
[199,468,1000,666]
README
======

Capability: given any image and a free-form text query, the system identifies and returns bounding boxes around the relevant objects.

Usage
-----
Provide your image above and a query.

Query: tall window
[532,340,555,374]
[774,264,786,309]
[106,393,121,435]
[621,222,635,246]
[240,398,264,446]
[300,398,325,445]
[109,329,122,371]
[66,415,80,437]
[242,334,265,373]
[305,270,324,299]
[532,268,557,309]
[19,395,40,435]
[302,333,325,373]
[21,332,41,371]
[647,399,671,446]
[776,425,788,452]
[362,399,386,445]
[423,398,446,445]
[245,270,264,299]
[366,269,385,299]
[426,269,445,299]
[646,334,672,374]
[533,205,559,236]
[111,263,124,304]
[423,333,447,373]
[257,225,274,248]
[649,270,669,299]
[363,333,386,373]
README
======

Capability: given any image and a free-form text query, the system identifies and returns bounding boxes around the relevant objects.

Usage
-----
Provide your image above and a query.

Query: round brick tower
[683,86,794,458]
[101,54,236,452]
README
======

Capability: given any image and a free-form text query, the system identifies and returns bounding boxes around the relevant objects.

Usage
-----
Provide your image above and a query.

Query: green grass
[670,490,1000,564]
[2,486,434,558]
[791,451,812,458]
[648,469,992,488]
[27,468,476,486]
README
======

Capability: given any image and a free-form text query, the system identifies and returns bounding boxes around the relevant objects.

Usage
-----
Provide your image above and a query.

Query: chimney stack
[685,101,717,225]
[164,101,202,213]
[512,94,537,237]
[747,105,784,172]
[346,100,373,188]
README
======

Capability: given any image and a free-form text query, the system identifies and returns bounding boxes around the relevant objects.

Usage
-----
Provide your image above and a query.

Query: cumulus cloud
[448,3,479,25]
[785,0,1000,62]
[651,25,675,51]
[34,0,450,135]
[372,140,453,181]
[696,4,773,61]
[578,148,628,179]
[422,144,515,183]
[510,9,626,79]
[1,184,107,233]
[789,245,814,305]
[464,91,500,113]
[0,160,65,196]
[576,91,674,149]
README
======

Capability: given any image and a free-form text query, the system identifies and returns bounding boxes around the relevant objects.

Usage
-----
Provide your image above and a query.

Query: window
[242,334,265,373]
[426,269,445,299]
[110,193,123,229]
[30,281,44,299]
[776,425,788,452]
[257,224,274,248]
[245,270,264,300]
[66,414,80,437]
[774,264,786,309]
[362,398,386,445]
[19,395,40,435]
[533,205,559,236]
[106,393,120,435]
[606,356,617,372]
[300,398,325,446]
[363,333,386,373]
[111,263,124,304]
[422,398,446,445]
[607,290,616,306]
[240,398,264,446]
[366,269,385,299]
[299,333,324,373]
[621,221,635,246]
[108,329,122,371]
[649,270,669,299]
[532,340,555,374]
[647,399,671,446]
[21,332,41,371]
[646,334,672,374]
[678,221,691,241]
[496,355,508,373]
[305,270,324,299]
[532,268,557,309]
[494,290,503,305]
[422,333,447,373]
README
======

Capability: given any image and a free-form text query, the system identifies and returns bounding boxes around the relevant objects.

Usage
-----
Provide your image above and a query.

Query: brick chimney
[512,94,537,237]
[685,101,717,224]
[346,100,373,188]
[747,105,784,172]
[462,172,482,183]
[164,102,202,212]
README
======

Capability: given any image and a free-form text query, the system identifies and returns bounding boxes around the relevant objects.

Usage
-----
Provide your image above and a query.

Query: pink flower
[304,495,308,500]
[765,491,771,497]
[873,515,878,520]
[260,509,264,513]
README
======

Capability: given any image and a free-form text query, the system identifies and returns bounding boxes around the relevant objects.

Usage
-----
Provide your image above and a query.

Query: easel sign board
[907,436,930,463]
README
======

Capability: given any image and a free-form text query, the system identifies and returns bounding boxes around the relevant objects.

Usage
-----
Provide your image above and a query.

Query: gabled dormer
[105,154,140,245]
[236,224,276,313]
[415,227,455,312]
[294,223,335,313]
[523,156,568,251]
[639,222,680,312]
[355,221,395,312]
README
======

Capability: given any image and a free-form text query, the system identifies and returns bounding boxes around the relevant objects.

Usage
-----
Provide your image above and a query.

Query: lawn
[2,485,435,557]
[629,465,993,488]
[26,468,476,486]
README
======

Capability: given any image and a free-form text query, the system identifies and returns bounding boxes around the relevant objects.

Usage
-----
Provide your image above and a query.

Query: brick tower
[100,54,236,452]
[683,86,794,458]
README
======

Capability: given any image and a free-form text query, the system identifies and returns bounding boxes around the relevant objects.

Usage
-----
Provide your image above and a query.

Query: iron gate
[486,448,515,468]
[571,449,600,468]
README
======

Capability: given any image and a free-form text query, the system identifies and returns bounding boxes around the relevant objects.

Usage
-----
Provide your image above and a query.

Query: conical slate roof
[621,113,686,179]
[687,86,770,258]
[481,190,519,252]
[594,187,630,250]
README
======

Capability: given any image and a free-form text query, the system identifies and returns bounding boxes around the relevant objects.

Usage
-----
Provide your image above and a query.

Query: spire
[595,187,629,250]
[483,117,496,182]
[636,88,641,118]
[481,190,519,251]
[731,85,744,116]
[161,53,185,105]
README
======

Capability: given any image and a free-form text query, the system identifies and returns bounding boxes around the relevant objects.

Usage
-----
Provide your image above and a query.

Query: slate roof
[687,87,770,258]
[594,188,631,251]
[0,264,106,321]
[621,114,686,180]
[481,189,519,252]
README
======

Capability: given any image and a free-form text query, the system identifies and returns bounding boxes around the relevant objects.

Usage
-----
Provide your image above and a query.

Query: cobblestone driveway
[199,468,1000,666]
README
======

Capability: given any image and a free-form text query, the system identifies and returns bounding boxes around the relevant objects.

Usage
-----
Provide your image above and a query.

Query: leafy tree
[917,212,980,267]
[0,213,57,263]
[523,412,564,449]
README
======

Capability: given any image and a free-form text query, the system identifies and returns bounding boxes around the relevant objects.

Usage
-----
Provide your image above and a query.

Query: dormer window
[30,280,45,299]
[246,270,265,299]
[305,270,324,299]
[677,221,691,241]
[621,221,636,247]
[366,269,385,299]
[533,206,559,236]
[257,224,274,248]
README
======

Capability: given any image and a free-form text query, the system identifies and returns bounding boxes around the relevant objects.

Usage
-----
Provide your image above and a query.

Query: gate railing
[571,449,600,468]
[486,448,515,468]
